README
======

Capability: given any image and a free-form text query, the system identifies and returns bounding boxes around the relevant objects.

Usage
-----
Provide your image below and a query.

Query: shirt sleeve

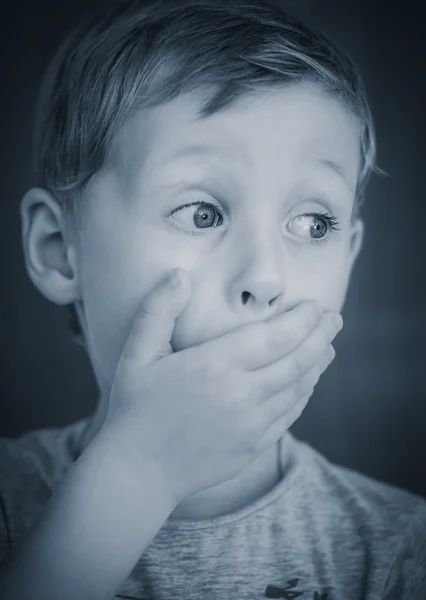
[382,500,426,599]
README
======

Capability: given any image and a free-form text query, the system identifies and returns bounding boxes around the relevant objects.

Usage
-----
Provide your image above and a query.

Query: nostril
[241,291,283,307]
[269,293,283,307]
[241,291,250,305]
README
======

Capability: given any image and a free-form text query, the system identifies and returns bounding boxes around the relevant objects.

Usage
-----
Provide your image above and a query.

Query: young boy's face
[65,82,364,388]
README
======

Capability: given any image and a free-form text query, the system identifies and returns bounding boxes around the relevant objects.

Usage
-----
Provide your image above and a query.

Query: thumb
[120,268,191,369]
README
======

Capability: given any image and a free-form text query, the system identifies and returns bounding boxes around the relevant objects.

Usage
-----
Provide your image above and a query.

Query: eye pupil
[194,204,221,229]
[311,217,327,238]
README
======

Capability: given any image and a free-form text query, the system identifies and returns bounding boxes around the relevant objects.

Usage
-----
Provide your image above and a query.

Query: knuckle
[295,397,309,418]
[269,387,297,422]
[289,349,307,378]
[319,345,335,372]
[295,375,314,397]
[325,327,337,347]
[139,303,157,318]
[327,312,341,338]
[310,331,330,362]
[321,327,333,351]
[323,346,334,368]
[302,367,320,391]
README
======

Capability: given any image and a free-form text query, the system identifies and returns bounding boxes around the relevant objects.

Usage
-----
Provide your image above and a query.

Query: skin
[21,81,364,520]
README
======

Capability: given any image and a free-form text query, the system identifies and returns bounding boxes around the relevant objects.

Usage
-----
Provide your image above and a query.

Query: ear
[20,187,81,305]
[347,217,364,279]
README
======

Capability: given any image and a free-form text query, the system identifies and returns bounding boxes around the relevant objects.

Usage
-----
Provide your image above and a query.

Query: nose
[229,235,286,317]
[240,282,284,313]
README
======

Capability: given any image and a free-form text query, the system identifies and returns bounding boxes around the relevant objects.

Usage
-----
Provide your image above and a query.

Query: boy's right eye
[166,200,225,236]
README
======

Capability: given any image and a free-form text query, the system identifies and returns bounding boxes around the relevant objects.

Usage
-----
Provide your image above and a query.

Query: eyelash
[166,200,341,246]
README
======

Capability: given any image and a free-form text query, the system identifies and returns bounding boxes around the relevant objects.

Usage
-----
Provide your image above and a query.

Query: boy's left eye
[288,212,341,244]
[166,200,340,245]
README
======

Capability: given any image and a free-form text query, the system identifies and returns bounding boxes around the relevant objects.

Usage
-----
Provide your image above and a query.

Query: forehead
[111,82,361,193]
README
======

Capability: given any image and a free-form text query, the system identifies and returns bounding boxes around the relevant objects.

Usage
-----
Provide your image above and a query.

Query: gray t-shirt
[0,419,425,599]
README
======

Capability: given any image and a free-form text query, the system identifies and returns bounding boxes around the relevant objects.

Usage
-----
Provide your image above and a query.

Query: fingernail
[334,313,343,329]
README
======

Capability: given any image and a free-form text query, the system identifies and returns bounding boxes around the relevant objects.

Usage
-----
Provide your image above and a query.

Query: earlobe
[20,187,81,306]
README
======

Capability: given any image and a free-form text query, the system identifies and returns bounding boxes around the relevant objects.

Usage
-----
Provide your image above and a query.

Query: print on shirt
[265,579,331,599]
[115,578,333,600]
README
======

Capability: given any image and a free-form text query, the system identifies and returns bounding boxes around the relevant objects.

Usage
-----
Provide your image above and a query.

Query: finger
[257,392,312,454]
[119,269,191,369]
[253,312,341,398]
[261,344,335,428]
[294,344,335,396]
[211,300,324,371]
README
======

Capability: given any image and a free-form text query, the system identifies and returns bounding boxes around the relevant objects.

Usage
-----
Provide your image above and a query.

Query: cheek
[292,248,351,311]
[82,266,137,388]
[78,228,159,386]
[79,228,205,385]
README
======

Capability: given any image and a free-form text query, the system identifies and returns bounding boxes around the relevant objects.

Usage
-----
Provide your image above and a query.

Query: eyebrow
[158,146,356,194]
[158,143,246,168]
[314,158,356,194]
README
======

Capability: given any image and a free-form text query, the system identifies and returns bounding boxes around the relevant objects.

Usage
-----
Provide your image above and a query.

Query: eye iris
[193,204,221,229]
[310,217,327,239]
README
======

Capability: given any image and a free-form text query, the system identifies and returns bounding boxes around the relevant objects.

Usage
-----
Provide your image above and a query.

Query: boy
[0,0,425,598]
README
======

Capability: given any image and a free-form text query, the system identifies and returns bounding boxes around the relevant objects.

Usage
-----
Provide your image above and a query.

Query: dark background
[1,1,425,496]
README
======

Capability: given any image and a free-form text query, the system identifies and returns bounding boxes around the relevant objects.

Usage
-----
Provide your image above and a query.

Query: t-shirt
[0,419,425,600]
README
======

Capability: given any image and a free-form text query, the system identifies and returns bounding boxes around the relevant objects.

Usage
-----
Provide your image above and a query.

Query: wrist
[88,424,180,510]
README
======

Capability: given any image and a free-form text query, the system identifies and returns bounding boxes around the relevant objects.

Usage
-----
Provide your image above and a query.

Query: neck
[169,439,285,521]
[79,393,290,521]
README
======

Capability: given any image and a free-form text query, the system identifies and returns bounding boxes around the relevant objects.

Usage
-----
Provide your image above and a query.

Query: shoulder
[288,434,426,530]
[285,435,426,597]
[0,420,90,564]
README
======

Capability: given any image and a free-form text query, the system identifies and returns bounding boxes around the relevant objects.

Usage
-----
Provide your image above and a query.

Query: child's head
[21,0,380,393]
